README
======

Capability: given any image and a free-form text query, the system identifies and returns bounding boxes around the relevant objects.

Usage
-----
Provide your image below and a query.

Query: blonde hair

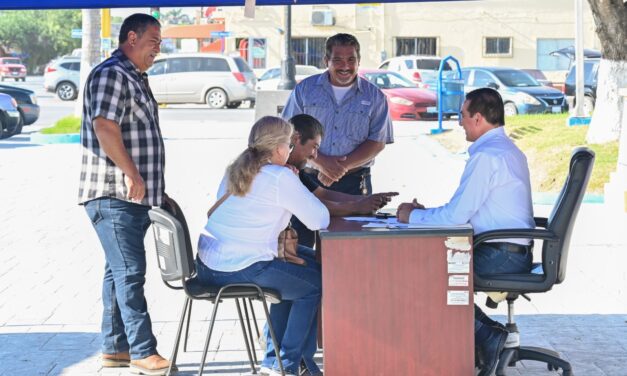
[227,116,293,196]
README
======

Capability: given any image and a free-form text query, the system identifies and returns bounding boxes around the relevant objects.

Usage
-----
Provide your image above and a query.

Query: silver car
[147,53,256,108]
[43,56,81,101]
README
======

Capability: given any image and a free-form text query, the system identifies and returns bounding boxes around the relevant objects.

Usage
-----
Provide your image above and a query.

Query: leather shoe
[101,352,130,367]
[478,326,508,376]
[130,354,172,376]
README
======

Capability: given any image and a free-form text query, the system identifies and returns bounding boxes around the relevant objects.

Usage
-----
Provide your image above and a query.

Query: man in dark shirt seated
[288,114,397,247]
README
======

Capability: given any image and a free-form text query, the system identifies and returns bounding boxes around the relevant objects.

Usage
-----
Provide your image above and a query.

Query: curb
[30,133,80,144]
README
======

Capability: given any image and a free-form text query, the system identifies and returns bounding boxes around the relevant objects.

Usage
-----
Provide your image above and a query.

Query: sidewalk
[0,114,626,375]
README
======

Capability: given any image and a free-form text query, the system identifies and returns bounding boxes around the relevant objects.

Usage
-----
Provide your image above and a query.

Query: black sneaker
[477,326,508,376]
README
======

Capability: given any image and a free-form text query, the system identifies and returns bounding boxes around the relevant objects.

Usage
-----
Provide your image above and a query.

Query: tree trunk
[74,9,101,117]
[585,0,627,144]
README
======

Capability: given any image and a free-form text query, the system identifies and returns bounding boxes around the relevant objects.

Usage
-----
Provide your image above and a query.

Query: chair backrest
[148,198,196,283]
[544,147,595,284]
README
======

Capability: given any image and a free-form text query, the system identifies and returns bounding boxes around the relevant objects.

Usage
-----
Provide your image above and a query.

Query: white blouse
[198,164,330,271]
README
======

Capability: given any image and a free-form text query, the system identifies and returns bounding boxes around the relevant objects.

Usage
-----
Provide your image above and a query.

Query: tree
[0,10,81,74]
[585,0,627,144]
[75,9,101,116]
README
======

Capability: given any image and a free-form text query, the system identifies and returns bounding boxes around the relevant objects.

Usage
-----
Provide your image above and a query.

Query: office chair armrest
[534,217,548,228]
[474,228,558,247]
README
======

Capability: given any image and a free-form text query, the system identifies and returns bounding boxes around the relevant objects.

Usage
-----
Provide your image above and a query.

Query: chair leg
[183,299,193,352]
[260,295,285,376]
[198,298,221,376]
[242,298,258,363]
[249,298,261,338]
[518,346,573,375]
[236,298,257,373]
[167,297,190,376]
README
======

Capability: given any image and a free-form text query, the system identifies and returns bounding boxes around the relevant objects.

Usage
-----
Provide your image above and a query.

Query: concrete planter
[30,132,80,144]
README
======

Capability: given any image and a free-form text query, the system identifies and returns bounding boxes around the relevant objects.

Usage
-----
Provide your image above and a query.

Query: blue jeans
[84,197,157,359]
[473,242,532,342]
[195,245,321,374]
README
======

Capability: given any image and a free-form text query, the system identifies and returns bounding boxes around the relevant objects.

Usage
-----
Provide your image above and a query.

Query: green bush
[41,116,81,134]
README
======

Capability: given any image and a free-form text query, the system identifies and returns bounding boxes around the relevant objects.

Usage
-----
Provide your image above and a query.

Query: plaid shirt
[78,49,165,207]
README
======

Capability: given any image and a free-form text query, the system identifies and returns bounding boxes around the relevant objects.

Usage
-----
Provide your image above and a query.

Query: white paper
[344,216,386,222]
[447,249,471,273]
[362,219,472,230]
[448,274,469,287]
[447,290,469,305]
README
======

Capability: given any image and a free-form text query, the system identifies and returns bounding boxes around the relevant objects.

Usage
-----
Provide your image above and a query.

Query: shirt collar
[112,49,143,78]
[315,70,364,93]
[468,126,506,155]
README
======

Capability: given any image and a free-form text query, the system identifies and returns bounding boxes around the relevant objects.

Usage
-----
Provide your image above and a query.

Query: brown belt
[494,242,531,254]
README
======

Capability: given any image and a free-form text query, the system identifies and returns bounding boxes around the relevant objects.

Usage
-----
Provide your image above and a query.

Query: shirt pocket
[303,98,332,123]
[344,102,370,142]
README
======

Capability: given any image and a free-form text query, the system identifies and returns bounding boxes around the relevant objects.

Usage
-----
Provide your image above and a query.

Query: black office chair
[474,147,595,376]
[148,198,285,376]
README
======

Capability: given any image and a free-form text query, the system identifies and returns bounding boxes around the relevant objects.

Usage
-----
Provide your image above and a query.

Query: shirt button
[335,111,339,114]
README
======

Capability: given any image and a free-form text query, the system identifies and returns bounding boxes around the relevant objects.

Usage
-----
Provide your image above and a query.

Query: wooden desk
[319,218,475,375]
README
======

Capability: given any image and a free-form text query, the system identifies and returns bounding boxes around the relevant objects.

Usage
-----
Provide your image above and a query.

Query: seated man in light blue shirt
[396,88,534,376]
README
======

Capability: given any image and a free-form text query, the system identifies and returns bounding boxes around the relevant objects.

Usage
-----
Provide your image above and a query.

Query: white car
[378,55,452,87]
[43,56,81,101]
[256,65,322,90]
[147,53,256,108]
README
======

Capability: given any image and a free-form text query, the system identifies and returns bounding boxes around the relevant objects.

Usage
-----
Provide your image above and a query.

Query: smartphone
[375,212,396,219]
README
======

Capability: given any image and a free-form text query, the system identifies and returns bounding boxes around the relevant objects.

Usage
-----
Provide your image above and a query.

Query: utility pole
[277,5,296,90]
[101,9,111,59]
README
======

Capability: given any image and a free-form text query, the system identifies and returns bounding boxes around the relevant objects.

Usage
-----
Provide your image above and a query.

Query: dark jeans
[84,197,157,359]
[195,245,321,374]
[474,242,533,343]
[294,168,372,247]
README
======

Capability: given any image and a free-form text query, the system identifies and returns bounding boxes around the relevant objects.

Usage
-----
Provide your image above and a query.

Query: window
[167,58,192,74]
[537,39,574,71]
[233,57,253,73]
[484,37,512,57]
[260,68,280,81]
[472,70,494,87]
[291,37,326,68]
[395,37,438,56]
[236,38,267,69]
[147,60,166,76]
[200,58,230,72]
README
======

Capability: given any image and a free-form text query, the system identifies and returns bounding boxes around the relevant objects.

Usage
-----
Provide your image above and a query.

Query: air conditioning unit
[311,9,335,26]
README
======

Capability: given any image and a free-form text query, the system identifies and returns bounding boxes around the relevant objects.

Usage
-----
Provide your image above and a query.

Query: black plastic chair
[148,198,285,376]
[474,147,595,376]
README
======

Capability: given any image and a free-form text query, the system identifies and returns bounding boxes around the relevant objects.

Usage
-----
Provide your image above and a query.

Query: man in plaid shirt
[78,14,171,375]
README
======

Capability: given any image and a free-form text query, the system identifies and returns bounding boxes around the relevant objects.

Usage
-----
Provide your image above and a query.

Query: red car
[0,57,27,82]
[359,69,436,121]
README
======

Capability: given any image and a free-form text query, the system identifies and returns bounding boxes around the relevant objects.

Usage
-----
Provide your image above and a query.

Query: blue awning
[0,0,463,10]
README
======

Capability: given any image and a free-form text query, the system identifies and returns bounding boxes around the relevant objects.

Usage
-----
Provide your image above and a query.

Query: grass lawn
[41,115,80,134]
[432,113,618,194]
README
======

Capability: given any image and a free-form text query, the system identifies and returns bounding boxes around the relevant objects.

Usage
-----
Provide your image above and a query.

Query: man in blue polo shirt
[282,33,393,196]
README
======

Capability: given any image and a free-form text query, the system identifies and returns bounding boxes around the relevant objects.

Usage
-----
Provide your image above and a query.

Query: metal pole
[277,5,296,90]
[573,0,586,117]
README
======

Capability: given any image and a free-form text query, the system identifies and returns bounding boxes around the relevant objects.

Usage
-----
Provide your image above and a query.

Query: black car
[564,59,599,115]
[0,84,40,125]
[0,92,22,139]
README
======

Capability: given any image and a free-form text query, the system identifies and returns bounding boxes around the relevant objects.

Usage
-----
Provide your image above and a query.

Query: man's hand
[318,172,335,187]
[125,173,146,203]
[371,192,399,209]
[396,199,425,223]
[315,154,348,182]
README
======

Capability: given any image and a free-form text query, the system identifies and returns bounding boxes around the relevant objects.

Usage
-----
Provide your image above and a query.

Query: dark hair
[465,88,505,126]
[325,33,361,60]
[118,13,160,45]
[290,114,325,145]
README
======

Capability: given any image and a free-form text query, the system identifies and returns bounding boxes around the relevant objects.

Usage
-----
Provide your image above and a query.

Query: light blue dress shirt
[282,71,393,167]
[409,126,535,244]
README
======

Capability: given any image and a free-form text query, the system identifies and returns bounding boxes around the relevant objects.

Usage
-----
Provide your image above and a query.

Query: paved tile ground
[0,110,626,375]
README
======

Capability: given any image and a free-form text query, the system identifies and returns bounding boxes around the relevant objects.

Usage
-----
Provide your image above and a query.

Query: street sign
[211,31,232,38]
[71,29,82,39]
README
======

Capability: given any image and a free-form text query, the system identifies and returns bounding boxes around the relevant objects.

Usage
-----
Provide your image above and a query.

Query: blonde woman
[196,116,329,376]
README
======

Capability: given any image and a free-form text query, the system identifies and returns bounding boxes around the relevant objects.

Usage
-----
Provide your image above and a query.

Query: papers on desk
[356,217,473,230]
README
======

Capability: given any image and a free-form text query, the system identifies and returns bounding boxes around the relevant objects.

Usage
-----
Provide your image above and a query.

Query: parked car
[0,84,40,125]
[378,55,453,87]
[0,93,22,139]
[0,57,27,82]
[564,58,599,115]
[146,53,256,108]
[358,69,439,121]
[256,65,322,90]
[461,67,567,116]
[521,69,554,88]
[43,56,80,101]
